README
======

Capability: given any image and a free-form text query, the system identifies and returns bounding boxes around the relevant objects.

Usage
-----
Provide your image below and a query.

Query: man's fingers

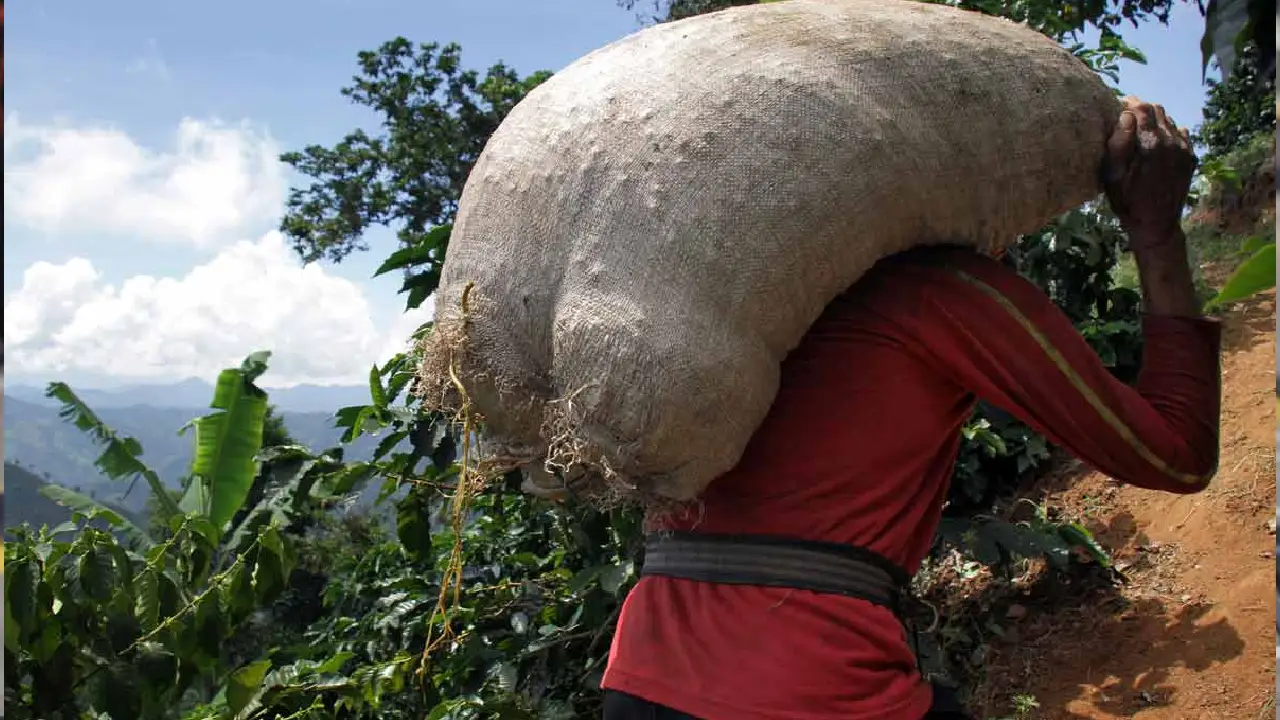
[1152,103,1170,129]
[1117,108,1139,132]
[1108,110,1138,153]
[1132,102,1158,132]
[1153,104,1185,149]
[1105,110,1138,183]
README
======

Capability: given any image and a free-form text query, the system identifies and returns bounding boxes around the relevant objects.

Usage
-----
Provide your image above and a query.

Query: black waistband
[640,531,908,615]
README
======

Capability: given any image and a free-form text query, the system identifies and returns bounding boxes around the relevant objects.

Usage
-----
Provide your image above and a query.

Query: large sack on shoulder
[417,0,1119,506]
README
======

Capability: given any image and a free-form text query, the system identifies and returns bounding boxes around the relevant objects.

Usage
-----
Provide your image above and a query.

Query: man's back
[602,245,1221,719]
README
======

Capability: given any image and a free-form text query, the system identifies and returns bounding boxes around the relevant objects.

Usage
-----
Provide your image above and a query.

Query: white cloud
[3,232,434,387]
[3,114,284,247]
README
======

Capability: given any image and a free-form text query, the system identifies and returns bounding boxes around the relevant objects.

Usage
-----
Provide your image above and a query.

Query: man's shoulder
[855,244,1014,297]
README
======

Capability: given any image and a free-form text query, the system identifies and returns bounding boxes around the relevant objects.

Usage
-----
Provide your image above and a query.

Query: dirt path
[974,293,1276,720]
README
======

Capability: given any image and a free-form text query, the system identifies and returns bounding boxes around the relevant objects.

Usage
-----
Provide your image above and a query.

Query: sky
[3,0,1215,389]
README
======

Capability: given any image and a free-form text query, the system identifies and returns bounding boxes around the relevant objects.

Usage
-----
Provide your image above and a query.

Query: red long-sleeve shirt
[601,246,1222,720]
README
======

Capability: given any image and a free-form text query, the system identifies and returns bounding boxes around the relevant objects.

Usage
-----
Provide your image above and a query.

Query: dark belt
[640,531,910,616]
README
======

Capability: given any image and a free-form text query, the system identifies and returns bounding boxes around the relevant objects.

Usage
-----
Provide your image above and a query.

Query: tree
[627,0,1183,31]
[622,0,757,22]
[279,38,550,278]
[1197,43,1277,160]
[262,405,296,448]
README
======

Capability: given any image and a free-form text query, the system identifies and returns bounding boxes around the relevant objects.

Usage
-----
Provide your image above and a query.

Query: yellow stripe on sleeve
[952,270,1216,488]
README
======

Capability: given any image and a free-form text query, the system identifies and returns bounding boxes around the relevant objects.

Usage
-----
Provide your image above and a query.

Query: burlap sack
[417,0,1119,506]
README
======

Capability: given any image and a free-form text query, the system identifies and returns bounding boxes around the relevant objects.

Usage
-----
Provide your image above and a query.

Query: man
[599,97,1220,720]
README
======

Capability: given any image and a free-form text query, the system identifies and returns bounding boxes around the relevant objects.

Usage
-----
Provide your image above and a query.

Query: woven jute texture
[417,0,1119,507]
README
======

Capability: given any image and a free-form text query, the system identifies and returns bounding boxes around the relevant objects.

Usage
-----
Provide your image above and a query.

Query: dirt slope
[975,293,1276,720]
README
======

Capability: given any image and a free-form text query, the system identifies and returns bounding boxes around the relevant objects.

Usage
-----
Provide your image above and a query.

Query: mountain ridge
[4,393,392,516]
[4,379,373,413]
[4,461,145,541]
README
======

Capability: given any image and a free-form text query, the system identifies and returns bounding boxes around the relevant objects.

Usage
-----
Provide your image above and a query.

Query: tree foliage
[625,0,1182,31]
[1197,43,1277,160]
[279,38,550,274]
[1200,0,1275,82]
[1196,0,1277,305]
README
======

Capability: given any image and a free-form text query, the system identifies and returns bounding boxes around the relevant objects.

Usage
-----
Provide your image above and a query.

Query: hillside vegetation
[3,462,143,542]
[3,396,387,515]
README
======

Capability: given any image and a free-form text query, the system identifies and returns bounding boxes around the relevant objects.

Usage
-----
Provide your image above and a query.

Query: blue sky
[3,0,1215,388]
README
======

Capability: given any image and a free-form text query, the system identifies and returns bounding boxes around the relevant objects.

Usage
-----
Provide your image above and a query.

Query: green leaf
[194,590,226,661]
[227,659,273,715]
[49,521,79,536]
[374,225,450,278]
[185,536,214,586]
[45,382,182,521]
[1058,522,1114,568]
[1098,31,1147,64]
[5,557,39,650]
[321,461,379,495]
[374,241,435,277]
[369,363,389,409]
[403,273,438,311]
[396,491,434,562]
[1201,0,1252,77]
[600,560,634,594]
[39,484,154,549]
[334,404,384,443]
[567,565,606,594]
[1240,233,1273,254]
[78,544,116,601]
[97,661,144,720]
[1209,241,1275,307]
[135,641,180,692]
[3,584,18,654]
[372,430,410,462]
[134,568,161,628]
[240,350,272,383]
[259,525,296,581]
[251,542,286,604]
[183,360,272,530]
[156,571,184,620]
[179,473,211,519]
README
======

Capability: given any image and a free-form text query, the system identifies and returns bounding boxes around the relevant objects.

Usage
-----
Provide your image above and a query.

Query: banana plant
[39,351,275,544]
[177,351,272,532]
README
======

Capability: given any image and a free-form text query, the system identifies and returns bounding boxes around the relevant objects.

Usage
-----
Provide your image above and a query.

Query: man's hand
[1103,96,1197,250]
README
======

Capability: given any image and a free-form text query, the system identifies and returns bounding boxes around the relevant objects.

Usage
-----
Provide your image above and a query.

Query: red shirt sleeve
[861,246,1222,494]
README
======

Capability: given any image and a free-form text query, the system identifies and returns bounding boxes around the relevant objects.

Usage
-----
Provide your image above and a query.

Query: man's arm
[871,247,1221,493]
[891,96,1220,493]
[1131,227,1200,318]
[1104,98,1203,320]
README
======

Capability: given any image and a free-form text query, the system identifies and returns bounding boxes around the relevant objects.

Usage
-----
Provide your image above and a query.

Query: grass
[1110,216,1275,306]
[1185,217,1275,266]
[1257,692,1275,720]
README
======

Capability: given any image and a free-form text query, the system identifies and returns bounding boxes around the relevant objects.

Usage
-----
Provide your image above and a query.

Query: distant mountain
[4,379,373,413]
[3,395,394,516]
[4,462,144,541]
